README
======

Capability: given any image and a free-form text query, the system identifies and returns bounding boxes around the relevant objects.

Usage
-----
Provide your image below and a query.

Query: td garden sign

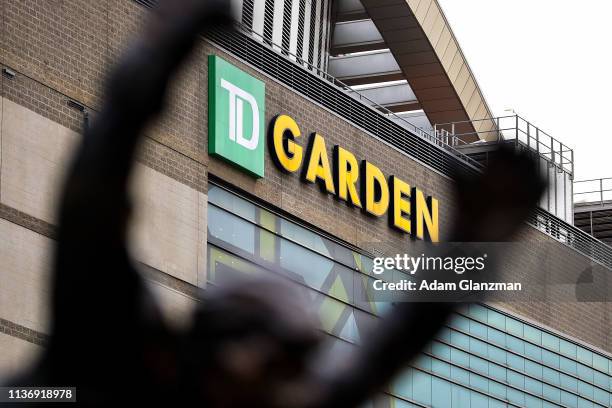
[208,56,439,243]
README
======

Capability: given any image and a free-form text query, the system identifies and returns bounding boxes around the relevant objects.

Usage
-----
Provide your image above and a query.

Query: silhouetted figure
[7,1,544,406]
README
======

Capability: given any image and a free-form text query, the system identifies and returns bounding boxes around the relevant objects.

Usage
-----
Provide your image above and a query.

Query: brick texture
[1,0,610,353]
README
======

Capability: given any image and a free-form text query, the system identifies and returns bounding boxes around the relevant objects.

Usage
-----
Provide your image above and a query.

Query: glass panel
[469,337,488,357]
[280,218,331,257]
[525,394,543,408]
[506,318,524,337]
[469,372,488,392]
[560,373,578,393]
[469,392,488,407]
[487,309,506,330]
[488,362,506,383]
[577,347,593,367]
[432,359,451,378]
[560,339,578,359]
[451,366,470,384]
[208,186,257,222]
[451,331,470,350]
[412,371,432,405]
[560,356,578,375]
[489,382,506,400]
[577,397,594,408]
[507,336,525,354]
[413,355,431,371]
[507,353,525,371]
[593,370,608,389]
[524,325,542,345]
[489,399,506,408]
[208,244,266,284]
[525,377,543,396]
[469,355,488,375]
[543,366,560,386]
[507,388,525,406]
[452,315,470,332]
[525,359,543,379]
[280,239,335,291]
[451,384,471,408]
[432,342,451,360]
[577,381,594,399]
[560,390,578,408]
[469,320,487,339]
[469,304,488,322]
[508,371,525,389]
[593,388,609,406]
[542,349,560,369]
[451,348,469,367]
[431,377,452,408]
[525,342,542,361]
[542,332,560,352]
[437,327,451,343]
[488,344,506,365]
[577,364,594,383]
[543,383,561,402]
[592,354,608,374]
[487,327,506,347]
[208,205,256,254]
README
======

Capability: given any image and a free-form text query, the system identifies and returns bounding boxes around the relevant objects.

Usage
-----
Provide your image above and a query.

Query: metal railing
[530,207,612,268]
[574,177,612,206]
[434,115,574,177]
[132,0,612,270]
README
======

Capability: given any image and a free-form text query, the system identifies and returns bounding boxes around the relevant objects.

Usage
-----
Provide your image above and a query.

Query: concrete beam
[328,49,403,85]
[360,0,496,141]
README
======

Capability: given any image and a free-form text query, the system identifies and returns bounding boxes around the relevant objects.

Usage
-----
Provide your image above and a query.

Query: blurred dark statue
[7,0,544,406]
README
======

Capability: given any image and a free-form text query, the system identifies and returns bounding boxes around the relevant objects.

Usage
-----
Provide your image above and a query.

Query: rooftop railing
[574,177,612,206]
[434,115,574,177]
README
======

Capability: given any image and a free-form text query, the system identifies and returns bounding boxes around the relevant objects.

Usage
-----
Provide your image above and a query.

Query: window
[207,184,612,407]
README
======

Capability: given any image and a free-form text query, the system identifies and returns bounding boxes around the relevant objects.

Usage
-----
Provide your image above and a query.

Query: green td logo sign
[208,55,266,178]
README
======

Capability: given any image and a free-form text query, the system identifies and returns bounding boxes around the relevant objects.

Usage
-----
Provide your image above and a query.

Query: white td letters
[220,78,260,150]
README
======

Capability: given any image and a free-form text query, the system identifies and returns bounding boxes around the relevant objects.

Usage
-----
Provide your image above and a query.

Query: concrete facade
[0,0,610,383]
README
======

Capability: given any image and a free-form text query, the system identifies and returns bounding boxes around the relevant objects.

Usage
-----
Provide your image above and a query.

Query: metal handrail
[434,115,575,177]
[574,177,612,206]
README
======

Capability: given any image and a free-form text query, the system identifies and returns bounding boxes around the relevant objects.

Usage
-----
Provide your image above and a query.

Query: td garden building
[1,0,612,406]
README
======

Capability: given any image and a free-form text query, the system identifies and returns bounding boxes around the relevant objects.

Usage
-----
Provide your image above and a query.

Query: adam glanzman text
[371,254,522,292]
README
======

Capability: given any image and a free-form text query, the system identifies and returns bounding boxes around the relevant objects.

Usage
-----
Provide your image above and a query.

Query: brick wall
[1,0,610,357]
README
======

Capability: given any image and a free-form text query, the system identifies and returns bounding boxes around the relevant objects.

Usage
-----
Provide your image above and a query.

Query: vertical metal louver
[295,0,306,60]
[242,0,255,29]
[307,0,318,66]
[280,0,293,55]
[316,0,327,69]
[263,0,275,44]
